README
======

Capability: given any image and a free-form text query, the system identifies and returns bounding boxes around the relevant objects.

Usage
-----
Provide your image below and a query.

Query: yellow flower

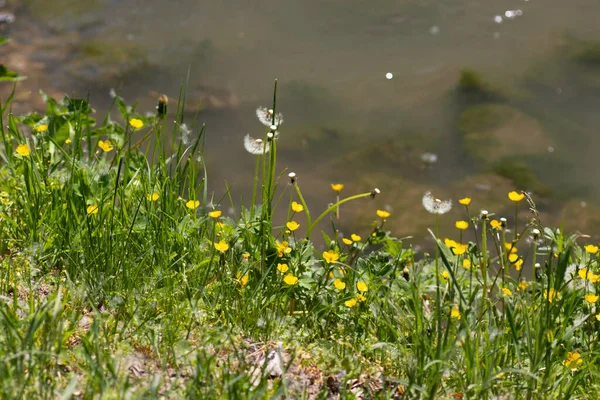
[323,250,340,264]
[591,274,600,283]
[544,288,559,303]
[16,144,31,156]
[519,281,528,291]
[502,287,512,297]
[441,270,450,280]
[277,263,289,273]
[331,183,344,193]
[508,253,519,263]
[508,191,525,202]
[186,200,200,209]
[283,274,298,285]
[87,204,99,215]
[444,238,458,249]
[351,234,361,242]
[356,281,368,292]
[376,209,391,219]
[129,118,144,129]
[579,268,592,281]
[216,222,225,230]
[584,244,599,254]
[237,274,249,287]
[345,298,357,308]
[214,240,229,253]
[563,352,583,371]
[596,314,600,322]
[98,140,114,152]
[356,294,366,302]
[451,244,468,255]
[334,279,346,290]
[277,241,292,257]
[505,243,517,253]
[242,252,250,260]
[35,124,48,133]
[455,221,469,230]
[490,219,502,229]
[209,210,222,218]
[286,221,300,231]
[514,259,523,271]
[65,139,72,144]
[462,259,472,269]
[585,293,599,304]
[291,201,304,212]
[342,238,353,246]
[147,192,160,201]
[451,307,461,320]
[458,197,471,206]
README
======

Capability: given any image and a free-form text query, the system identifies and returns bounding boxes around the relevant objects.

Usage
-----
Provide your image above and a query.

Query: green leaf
[0,65,25,82]
[0,37,9,46]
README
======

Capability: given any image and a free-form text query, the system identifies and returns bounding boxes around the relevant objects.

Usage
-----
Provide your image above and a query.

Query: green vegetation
[2,81,600,399]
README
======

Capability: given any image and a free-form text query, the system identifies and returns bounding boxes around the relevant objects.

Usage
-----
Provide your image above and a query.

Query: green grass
[1,82,600,399]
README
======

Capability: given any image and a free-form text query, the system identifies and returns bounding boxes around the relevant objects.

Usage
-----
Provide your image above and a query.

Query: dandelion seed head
[256,107,283,126]
[422,192,452,214]
[244,134,270,155]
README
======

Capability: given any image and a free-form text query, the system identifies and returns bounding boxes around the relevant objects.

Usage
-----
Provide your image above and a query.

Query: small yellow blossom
[237,274,249,287]
[509,253,519,263]
[351,234,361,242]
[16,144,31,156]
[462,259,472,269]
[147,192,160,201]
[291,201,304,212]
[579,268,592,281]
[585,293,599,304]
[65,138,72,144]
[508,191,525,202]
[98,140,114,152]
[591,274,600,283]
[514,259,523,271]
[502,287,512,297]
[458,197,471,206]
[544,288,559,303]
[35,124,48,133]
[356,281,368,292]
[455,221,469,230]
[585,244,599,254]
[87,205,99,215]
[129,118,144,129]
[441,270,450,280]
[277,263,289,273]
[186,200,200,209]
[505,243,517,253]
[208,210,222,218]
[451,244,468,255]
[243,252,250,260]
[451,307,461,320]
[596,314,600,322]
[519,281,528,291]
[214,240,229,253]
[376,209,391,219]
[334,279,346,290]
[283,274,298,285]
[444,238,458,249]
[286,221,300,231]
[323,250,340,264]
[331,183,344,193]
[277,241,292,257]
[342,238,353,246]
[356,294,366,302]
[345,298,357,308]
[563,352,583,371]
[490,219,502,229]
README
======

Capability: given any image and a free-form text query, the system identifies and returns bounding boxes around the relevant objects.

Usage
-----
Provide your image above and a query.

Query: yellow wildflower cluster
[323,250,339,264]
[277,241,292,257]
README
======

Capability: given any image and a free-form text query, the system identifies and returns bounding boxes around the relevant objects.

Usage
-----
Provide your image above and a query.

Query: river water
[4,0,600,242]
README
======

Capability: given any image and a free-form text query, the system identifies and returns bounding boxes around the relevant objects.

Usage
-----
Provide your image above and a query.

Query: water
[6,0,600,240]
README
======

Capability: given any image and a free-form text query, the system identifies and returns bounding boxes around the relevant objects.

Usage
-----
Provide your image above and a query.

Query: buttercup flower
[186,200,200,210]
[35,124,48,133]
[16,144,31,156]
[462,259,472,269]
[356,281,368,292]
[323,250,340,264]
[342,238,353,246]
[444,238,458,249]
[441,270,450,280]
[563,352,583,371]
[451,307,461,320]
[377,209,391,219]
[98,140,114,152]
[242,252,250,260]
[519,281,528,291]
[422,192,452,214]
[451,243,468,255]
[237,274,249,287]
[214,240,229,253]
[291,201,304,212]
[508,191,525,202]
[65,139,72,144]
[345,298,357,308]
[208,210,222,218]
[283,274,298,285]
[490,220,502,229]
[585,244,599,254]
[147,192,160,201]
[331,183,344,193]
[356,294,367,302]
[544,288,559,303]
[505,243,517,253]
[286,221,300,231]
[585,293,599,304]
[87,205,99,215]
[458,197,471,206]
[277,263,289,273]
[579,268,593,281]
[277,241,292,257]
[502,287,512,297]
[129,118,144,129]
[455,221,469,230]
[334,279,346,290]
[351,234,361,242]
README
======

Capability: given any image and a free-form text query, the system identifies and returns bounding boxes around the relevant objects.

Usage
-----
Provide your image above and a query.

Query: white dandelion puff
[256,107,283,127]
[422,192,452,215]
[109,88,117,99]
[180,123,191,145]
[244,134,270,155]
